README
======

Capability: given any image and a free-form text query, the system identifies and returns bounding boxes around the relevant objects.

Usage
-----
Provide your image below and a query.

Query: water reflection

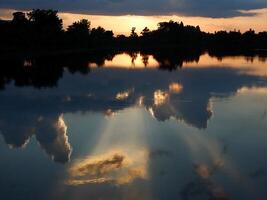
[0,112,72,163]
[1,52,267,148]
[1,51,267,200]
[66,149,148,186]
[1,50,267,89]
[181,146,228,200]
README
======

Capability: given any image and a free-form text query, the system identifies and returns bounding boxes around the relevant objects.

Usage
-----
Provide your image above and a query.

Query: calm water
[1,52,267,200]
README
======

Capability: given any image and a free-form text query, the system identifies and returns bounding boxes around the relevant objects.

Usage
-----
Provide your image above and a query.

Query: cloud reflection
[169,83,183,94]
[36,114,72,163]
[153,90,169,106]
[0,114,72,163]
[1,52,267,165]
[181,147,228,200]
[66,150,148,186]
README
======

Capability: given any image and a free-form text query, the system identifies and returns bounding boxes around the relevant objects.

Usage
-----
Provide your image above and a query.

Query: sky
[0,0,267,35]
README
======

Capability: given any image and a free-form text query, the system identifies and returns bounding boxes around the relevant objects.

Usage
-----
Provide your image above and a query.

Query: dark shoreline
[1,46,267,61]
[1,9,267,61]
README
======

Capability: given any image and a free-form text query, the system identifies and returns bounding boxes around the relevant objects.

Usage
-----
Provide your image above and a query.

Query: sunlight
[2,8,267,34]
[65,107,150,186]
[1,2,267,200]
[58,9,267,34]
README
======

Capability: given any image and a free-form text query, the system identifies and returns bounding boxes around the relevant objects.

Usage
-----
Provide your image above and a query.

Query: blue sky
[0,0,267,17]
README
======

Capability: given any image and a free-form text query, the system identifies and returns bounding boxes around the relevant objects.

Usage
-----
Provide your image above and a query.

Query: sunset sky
[0,0,267,35]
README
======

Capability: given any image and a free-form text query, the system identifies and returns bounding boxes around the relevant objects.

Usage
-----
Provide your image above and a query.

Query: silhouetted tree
[9,12,30,47]
[67,19,90,48]
[27,9,63,47]
[90,26,114,47]
[130,27,138,38]
[12,12,28,24]
[1,10,267,54]
[141,27,150,37]
[128,27,139,47]
[67,19,90,34]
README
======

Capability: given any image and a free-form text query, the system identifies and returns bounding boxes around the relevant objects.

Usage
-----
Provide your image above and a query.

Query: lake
[1,51,267,200]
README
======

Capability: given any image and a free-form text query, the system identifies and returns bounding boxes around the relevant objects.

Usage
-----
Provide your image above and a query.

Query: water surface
[1,52,267,200]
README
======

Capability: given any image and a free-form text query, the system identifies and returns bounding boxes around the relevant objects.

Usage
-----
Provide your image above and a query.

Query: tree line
[0,9,267,53]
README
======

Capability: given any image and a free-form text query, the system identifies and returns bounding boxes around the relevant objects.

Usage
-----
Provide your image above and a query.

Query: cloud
[0,0,267,17]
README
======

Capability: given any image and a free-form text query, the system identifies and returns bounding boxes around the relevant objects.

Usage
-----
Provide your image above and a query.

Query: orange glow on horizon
[1,8,267,35]
[59,9,267,35]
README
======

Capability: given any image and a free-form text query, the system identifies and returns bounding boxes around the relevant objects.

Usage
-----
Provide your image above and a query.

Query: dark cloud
[0,0,267,17]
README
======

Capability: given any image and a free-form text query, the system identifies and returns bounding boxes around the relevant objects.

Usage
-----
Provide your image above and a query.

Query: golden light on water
[169,83,183,93]
[116,91,130,101]
[153,90,169,106]
[237,87,267,94]
[104,53,158,68]
[65,107,149,186]
[66,149,148,186]
[184,54,267,76]
[90,52,267,77]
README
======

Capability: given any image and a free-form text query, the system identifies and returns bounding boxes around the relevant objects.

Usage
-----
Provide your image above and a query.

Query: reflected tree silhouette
[141,54,149,67]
